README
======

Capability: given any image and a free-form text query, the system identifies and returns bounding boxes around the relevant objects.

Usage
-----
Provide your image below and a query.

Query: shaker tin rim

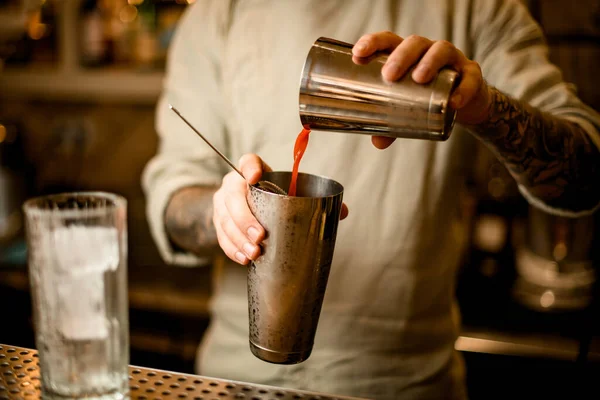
[250,171,344,199]
[428,69,460,140]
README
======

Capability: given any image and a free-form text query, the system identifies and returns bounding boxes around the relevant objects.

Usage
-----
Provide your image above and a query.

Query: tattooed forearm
[465,86,600,213]
[165,186,219,255]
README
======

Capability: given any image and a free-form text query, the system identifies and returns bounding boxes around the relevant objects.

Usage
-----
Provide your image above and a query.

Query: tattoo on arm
[165,186,219,255]
[466,86,600,212]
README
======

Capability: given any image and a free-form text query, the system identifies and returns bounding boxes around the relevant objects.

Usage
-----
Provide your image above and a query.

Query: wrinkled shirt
[142,1,600,399]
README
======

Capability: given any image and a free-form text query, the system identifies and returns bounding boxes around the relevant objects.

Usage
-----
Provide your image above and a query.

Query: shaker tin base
[249,341,312,365]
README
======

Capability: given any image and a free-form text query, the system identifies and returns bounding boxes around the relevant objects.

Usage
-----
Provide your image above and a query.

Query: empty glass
[23,192,129,400]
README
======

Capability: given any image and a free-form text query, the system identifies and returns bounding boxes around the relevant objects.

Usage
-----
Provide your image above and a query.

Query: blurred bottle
[3,0,57,65]
[110,0,135,66]
[33,0,58,62]
[133,0,158,70]
[155,1,186,69]
[80,0,108,67]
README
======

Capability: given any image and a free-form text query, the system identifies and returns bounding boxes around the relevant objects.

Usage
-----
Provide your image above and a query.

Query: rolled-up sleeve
[472,0,600,217]
[142,2,229,266]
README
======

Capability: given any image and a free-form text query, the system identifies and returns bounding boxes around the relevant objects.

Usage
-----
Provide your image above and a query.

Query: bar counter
[0,344,369,400]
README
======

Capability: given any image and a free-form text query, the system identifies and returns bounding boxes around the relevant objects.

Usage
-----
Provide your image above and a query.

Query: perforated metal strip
[0,345,369,400]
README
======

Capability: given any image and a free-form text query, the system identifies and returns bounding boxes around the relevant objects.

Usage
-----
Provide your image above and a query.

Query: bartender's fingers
[212,186,250,265]
[239,154,273,185]
[372,136,396,149]
[411,40,460,83]
[224,190,264,248]
[213,211,248,265]
[213,183,261,263]
[340,203,349,220]
[221,202,262,261]
[450,61,483,110]
[382,35,434,82]
[221,172,265,245]
[352,31,403,59]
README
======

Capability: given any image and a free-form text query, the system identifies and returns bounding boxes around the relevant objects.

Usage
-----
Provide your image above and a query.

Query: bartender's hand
[213,154,349,265]
[352,31,492,149]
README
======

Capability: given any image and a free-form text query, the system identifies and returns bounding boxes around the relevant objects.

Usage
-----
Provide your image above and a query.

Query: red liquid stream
[288,128,311,196]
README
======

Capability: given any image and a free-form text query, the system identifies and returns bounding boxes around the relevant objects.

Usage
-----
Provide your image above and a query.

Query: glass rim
[22,191,126,219]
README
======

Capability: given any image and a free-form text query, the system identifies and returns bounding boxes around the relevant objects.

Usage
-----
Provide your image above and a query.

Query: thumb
[239,154,272,185]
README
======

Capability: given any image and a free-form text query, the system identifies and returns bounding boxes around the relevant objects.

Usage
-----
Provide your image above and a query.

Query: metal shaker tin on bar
[299,37,460,141]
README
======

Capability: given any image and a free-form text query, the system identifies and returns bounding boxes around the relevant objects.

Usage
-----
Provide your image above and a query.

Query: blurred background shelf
[0,66,163,104]
[0,0,184,104]
[456,328,600,362]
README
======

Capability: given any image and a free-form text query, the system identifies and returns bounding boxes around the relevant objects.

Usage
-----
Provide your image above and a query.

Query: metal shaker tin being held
[247,171,344,365]
[299,37,460,141]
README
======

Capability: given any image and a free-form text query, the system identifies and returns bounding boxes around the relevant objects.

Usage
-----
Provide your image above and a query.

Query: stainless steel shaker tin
[299,37,459,141]
[246,171,344,364]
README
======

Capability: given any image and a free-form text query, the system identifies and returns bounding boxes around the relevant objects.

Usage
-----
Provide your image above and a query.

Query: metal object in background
[23,193,129,399]
[299,37,459,141]
[513,205,596,312]
[247,171,344,364]
[0,344,370,400]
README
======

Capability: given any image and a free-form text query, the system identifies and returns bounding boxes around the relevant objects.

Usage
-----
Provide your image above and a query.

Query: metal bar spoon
[169,104,288,196]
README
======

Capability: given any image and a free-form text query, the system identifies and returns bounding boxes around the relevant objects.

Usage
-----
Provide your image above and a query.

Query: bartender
[142,0,600,399]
